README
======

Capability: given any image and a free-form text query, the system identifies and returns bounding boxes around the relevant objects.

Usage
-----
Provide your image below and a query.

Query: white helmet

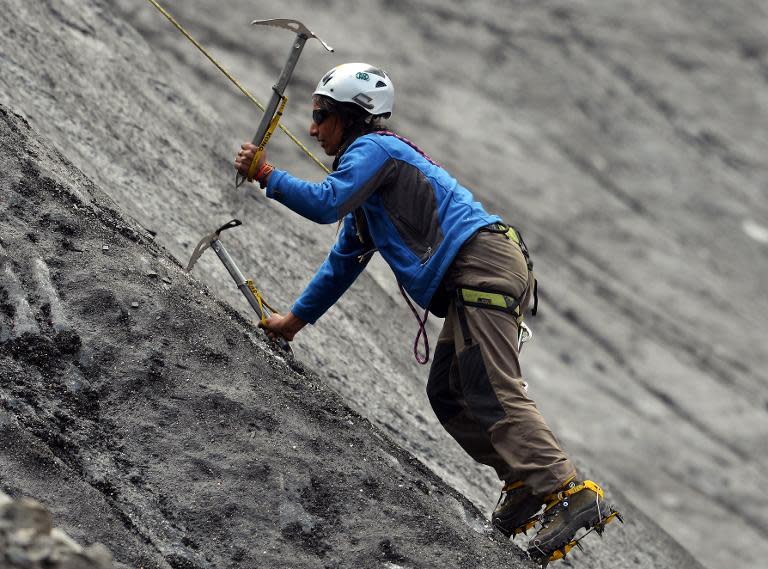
[314,62,394,117]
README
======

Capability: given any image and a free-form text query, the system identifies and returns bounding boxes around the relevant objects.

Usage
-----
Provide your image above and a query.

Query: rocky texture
[1,1,765,568]
[0,103,543,568]
[0,490,114,569]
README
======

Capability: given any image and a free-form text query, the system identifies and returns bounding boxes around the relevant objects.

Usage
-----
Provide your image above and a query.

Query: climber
[234,62,618,561]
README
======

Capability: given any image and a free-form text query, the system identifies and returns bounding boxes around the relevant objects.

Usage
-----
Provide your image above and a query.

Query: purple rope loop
[399,283,430,365]
[375,131,442,167]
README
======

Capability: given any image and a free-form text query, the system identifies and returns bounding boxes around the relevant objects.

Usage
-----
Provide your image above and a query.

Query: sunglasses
[312,109,331,126]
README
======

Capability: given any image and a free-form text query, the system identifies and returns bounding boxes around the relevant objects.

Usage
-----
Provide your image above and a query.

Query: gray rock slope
[1,104,540,568]
[1,1,765,568]
[0,104,698,569]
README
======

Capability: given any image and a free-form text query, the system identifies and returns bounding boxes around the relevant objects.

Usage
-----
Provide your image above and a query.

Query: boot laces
[540,482,605,529]
[539,480,578,528]
[540,496,569,529]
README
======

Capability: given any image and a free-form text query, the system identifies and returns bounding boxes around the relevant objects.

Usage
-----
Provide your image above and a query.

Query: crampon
[525,480,624,566]
[530,509,623,566]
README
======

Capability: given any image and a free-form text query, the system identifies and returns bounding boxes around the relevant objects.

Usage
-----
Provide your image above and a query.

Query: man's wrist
[284,311,307,334]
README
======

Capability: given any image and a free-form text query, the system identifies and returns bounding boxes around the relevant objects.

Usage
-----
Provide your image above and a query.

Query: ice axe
[186,219,292,355]
[236,19,334,188]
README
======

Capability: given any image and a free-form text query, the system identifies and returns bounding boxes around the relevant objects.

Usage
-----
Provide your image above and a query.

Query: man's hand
[234,143,266,180]
[259,311,307,342]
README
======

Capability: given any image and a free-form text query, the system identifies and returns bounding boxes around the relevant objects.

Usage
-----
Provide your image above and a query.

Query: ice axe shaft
[236,19,333,188]
[186,220,292,355]
[211,240,292,354]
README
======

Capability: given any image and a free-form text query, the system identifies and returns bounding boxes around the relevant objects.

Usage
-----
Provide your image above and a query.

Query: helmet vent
[375,81,387,88]
[321,70,335,86]
[364,67,386,78]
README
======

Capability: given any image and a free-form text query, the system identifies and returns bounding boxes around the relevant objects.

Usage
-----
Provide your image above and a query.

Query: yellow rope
[143,0,331,175]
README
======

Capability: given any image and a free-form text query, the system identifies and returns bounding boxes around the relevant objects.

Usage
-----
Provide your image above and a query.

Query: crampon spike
[530,508,623,565]
[515,517,539,537]
[549,542,574,562]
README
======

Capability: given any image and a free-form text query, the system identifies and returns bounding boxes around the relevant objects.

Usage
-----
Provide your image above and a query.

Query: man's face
[310,102,344,156]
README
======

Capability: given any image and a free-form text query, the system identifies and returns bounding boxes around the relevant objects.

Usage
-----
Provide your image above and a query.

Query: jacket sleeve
[290,213,373,324]
[265,136,393,224]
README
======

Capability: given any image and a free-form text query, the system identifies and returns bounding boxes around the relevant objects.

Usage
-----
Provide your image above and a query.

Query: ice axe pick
[236,19,334,188]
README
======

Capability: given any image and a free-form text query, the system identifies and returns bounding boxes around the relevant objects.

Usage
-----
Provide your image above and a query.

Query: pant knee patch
[458,344,506,430]
[427,342,462,423]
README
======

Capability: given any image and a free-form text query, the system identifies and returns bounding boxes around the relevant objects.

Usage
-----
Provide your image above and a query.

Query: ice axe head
[186,219,242,272]
[250,19,334,52]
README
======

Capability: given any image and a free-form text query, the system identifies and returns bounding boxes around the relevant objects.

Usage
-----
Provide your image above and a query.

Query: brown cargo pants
[427,229,576,496]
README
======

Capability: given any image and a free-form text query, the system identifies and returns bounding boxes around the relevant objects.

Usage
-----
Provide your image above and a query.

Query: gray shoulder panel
[338,158,398,218]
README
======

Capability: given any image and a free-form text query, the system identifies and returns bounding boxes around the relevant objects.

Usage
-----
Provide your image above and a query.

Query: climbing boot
[491,480,545,537]
[527,479,620,564]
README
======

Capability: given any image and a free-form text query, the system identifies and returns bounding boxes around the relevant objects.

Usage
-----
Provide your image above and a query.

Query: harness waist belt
[458,287,522,315]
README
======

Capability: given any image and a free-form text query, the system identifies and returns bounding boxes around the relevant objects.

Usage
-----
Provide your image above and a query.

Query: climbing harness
[186,220,291,355]
[518,321,534,352]
[454,284,525,345]
[390,223,540,365]
[143,0,333,177]
[453,223,538,351]
[478,223,538,314]
[386,222,540,365]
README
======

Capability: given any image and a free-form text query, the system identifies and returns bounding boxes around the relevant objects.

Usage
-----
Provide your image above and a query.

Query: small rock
[50,528,83,552]
[0,491,12,508]
[130,302,139,309]
[0,495,115,568]
[19,535,54,561]
[1,498,53,536]
[146,271,159,278]
[102,245,109,251]
[83,542,113,566]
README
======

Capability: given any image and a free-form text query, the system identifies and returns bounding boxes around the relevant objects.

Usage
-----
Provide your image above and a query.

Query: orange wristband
[255,163,274,187]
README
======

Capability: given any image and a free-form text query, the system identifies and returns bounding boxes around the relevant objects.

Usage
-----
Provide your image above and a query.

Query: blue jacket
[266,132,501,324]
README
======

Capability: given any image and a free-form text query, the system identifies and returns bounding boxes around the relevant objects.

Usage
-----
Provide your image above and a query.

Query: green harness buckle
[458,287,522,315]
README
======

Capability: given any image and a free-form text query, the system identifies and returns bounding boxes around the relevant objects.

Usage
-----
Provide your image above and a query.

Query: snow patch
[742,219,768,244]
[443,494,488,536]
[277,500,318,533]
[33,258,68,332]
[2,263,38,339]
